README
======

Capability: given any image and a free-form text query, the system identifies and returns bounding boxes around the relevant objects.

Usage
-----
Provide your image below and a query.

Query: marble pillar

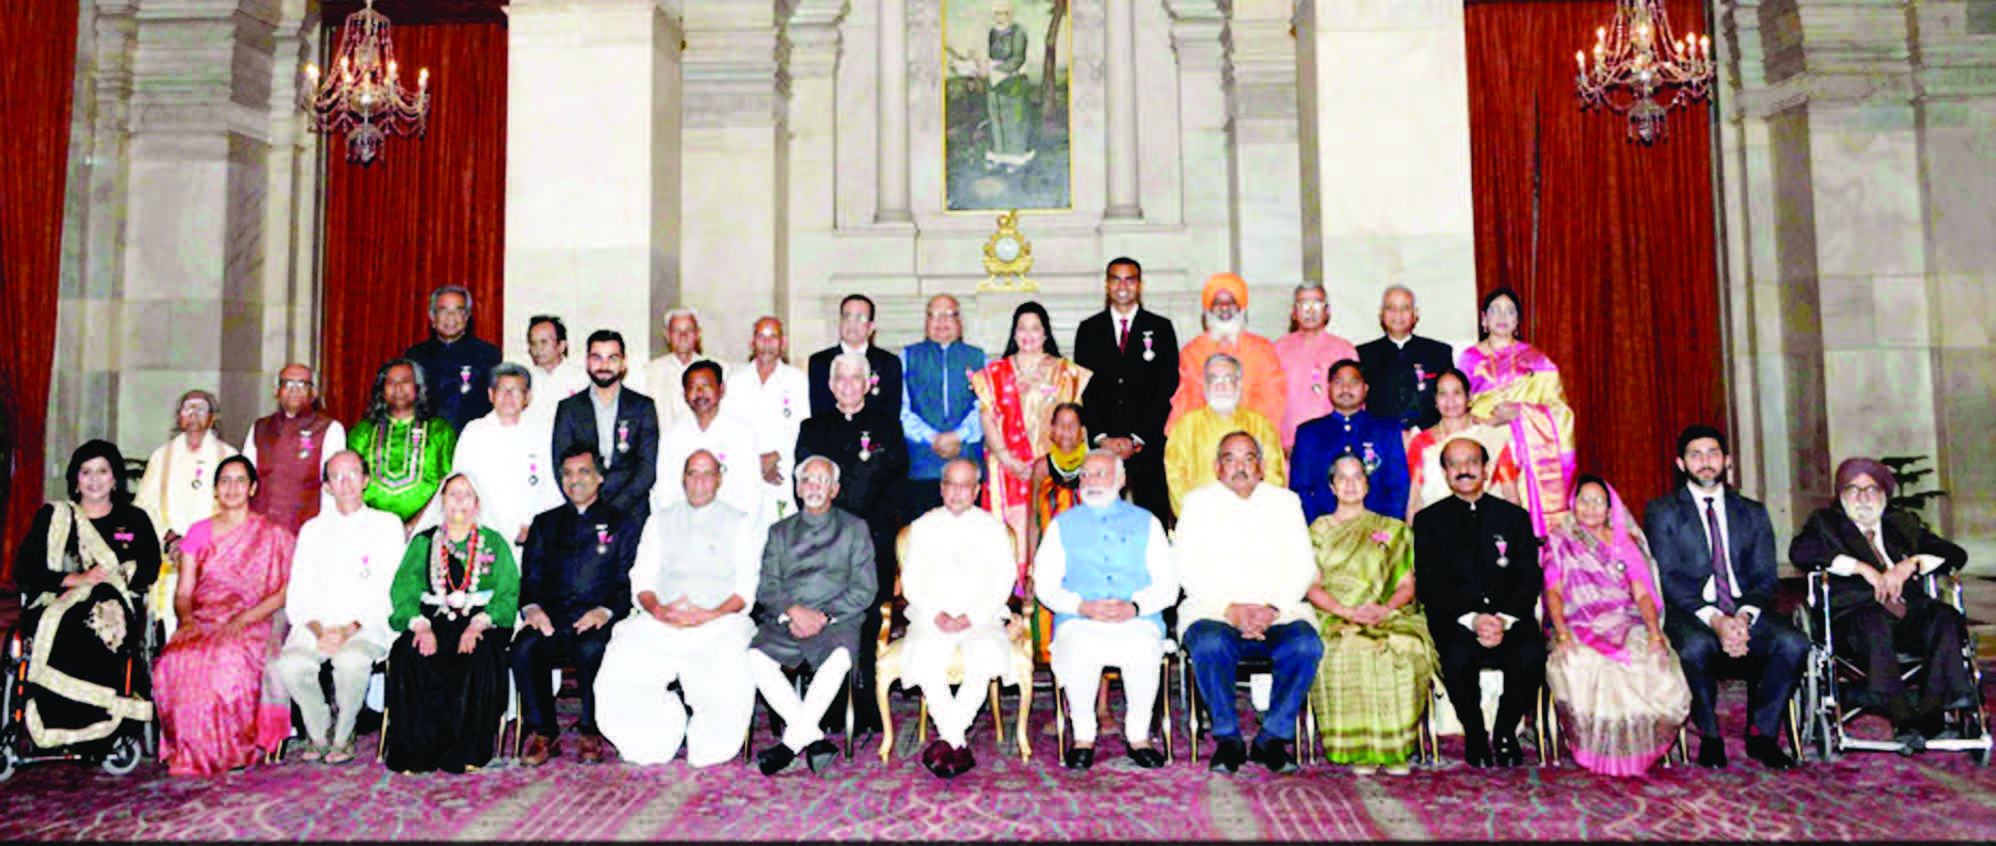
[1103,0,1140,219]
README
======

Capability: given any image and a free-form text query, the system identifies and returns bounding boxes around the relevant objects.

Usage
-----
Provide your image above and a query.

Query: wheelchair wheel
[101,733,142,776]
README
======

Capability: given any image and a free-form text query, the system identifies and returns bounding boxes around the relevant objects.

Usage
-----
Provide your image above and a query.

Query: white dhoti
[748,647,852,751]
[901,623,1009,747]
[1051,618,1165,745]
[594,613,755,767]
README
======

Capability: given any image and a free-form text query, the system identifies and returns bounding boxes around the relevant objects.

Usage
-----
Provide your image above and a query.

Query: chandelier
[302,0,430,165]
[1574,0,1713,145]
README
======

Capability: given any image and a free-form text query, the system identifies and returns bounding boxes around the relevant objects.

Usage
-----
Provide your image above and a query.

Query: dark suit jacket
[1072,308,1179,448]
[1413,494,1542,627]
[807,345,904,420]
[1641,487,1779,620]
[1356,334,1453,431]
[551,386,660,522]
[518,499,639,626]
[1789,505,1967,619]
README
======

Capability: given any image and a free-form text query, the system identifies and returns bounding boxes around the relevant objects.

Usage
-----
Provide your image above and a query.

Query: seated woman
[1789,456,1971,751]
[1404,368,1519,523]
[1457,287,1575,536]
[1305,453,1435,775]
[11,440,161,755]
[154,456,296,776]
[1543,475,1690,777]
[384,472,519,774]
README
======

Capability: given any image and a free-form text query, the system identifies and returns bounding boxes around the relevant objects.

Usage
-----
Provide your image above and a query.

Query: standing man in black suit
[404,285,504,433]
[1413,437,1543,768]
[552,329,661,524]
[1355,284,1454,434]
[1641,424,1805,770]
[1072,257,1180,525]
[807,294,904,420]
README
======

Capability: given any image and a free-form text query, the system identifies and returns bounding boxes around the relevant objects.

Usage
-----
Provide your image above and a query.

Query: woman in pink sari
[1458,287,1575,536]
[154,455,295,776]
[970,301,1091,583]
[1543,475,1689,777]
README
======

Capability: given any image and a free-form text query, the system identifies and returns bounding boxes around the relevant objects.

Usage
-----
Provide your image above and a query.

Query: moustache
[1454,473,1479,481]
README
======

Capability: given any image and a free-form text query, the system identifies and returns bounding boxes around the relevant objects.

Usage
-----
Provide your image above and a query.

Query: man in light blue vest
[898,294,986,522]
[1033,448,1178,771]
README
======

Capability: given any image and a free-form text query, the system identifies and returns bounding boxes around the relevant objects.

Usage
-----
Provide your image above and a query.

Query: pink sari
[1459,342,1575,537]
[155,514,295,776]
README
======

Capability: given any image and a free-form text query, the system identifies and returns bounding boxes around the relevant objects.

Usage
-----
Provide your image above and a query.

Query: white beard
[1206,311,1245,343]
[1207,394,1240,416]
[1844,500,1884,527]
[1080,488,1117,508]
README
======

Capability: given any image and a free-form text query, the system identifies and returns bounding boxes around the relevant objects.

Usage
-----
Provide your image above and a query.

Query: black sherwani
[1413,493,1544,742]
[1356,334,1454,432]
[1789,505,1972,719]
[551,386,660,525]
[795,403,908,599]
[405,331,504,433]
[1072,307,1180,525]
[509,499,639,737]
[807,345,904,420]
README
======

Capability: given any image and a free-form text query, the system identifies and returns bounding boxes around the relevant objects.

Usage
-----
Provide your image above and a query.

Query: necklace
[370,417,428,494]
[428,527,486,620]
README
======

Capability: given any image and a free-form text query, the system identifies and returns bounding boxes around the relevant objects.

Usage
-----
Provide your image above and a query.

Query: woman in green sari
[1305,453,1436,775]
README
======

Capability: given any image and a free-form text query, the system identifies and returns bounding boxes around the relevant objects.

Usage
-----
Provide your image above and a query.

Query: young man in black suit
[1355,284,1454,433]
[807,293,904,420]
[1641,424,1805,770]
[1072,257,1180,525]
[552,330,661,525]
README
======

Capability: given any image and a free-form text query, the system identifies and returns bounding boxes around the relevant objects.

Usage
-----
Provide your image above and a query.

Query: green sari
[1305,511,1437,766]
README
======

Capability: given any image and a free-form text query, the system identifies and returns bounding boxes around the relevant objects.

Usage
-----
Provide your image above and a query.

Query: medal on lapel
[1494,536,1510,568]
[298,429,315,461]
[595,524,611,555]
[616,420,631,453]
[359,554,371,580]
[858,431,874,462]
[1361,442,1380,476]
[459,365,473,395]
[868,373,880,397]
[782,396,792,419]
[1413,363,1428,386]
[192,460,206,490]
[1141,330,1155,361]
[527,454,540,487]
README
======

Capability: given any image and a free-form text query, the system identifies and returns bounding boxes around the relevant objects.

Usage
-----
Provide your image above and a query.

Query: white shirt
[285,504,406,652]
[135,432,239,538]
[451,411,565,555]
[1172,482,1317,635]
[241,417,347,520]
[641,353,727,434]
[652,410,766,523]
[1686,484,1759,627]
[903,507,1016,633]
[1033,506,1179,619]
[525,357,591,428]
[723,360,810,522]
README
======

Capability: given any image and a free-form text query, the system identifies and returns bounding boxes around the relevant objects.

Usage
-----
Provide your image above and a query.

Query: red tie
[1118,317,1130,354]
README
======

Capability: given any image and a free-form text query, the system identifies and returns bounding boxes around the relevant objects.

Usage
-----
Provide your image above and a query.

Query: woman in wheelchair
[8,440,161,759]
[1789,456,1971,751]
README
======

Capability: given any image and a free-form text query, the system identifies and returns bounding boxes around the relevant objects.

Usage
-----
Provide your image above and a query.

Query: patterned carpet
[3,674,1995,841]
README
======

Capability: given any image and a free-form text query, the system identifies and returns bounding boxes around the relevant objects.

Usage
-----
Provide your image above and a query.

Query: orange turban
[1201,272,1248,311]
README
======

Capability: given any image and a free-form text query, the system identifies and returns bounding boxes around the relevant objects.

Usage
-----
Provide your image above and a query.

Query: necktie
[1118,317,1130,354]
[1705,498,1736,613]
[1864,528,1884,565]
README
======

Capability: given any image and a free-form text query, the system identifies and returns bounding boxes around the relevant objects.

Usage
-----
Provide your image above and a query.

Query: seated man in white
[273,450,404,765]
[594,449,765,767]
[900,457,1016,779]
[1034,448,1178,771]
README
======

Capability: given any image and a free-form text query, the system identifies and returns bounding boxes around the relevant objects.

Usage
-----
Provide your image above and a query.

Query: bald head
[276,363,317,416]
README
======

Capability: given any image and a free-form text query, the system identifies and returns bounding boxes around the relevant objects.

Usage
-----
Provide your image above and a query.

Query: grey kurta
[751,507,878,667]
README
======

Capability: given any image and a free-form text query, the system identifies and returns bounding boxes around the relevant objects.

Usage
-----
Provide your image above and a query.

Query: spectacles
[1841,484,1886,501]
[928,311,960,320]
[178,403,211,415]
[840,313,873,324]
[1295,302,1327,312]
[327,472,365,483]
[280,379,313,390]
[433,306,468,317]
[1207,374,1241,385]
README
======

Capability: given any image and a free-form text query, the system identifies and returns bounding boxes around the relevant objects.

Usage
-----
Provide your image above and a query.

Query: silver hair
[941,455,983,481]
[830,351,873,381]
[797,454,842,485]
[1203,352,1243,382]
[429,285,474,314]
[663,305,702,327]
[489,361,532,391]
[1293,282,1327,299]
[1082,447,1126,481]
[684,448,725,475]
[1380,283,1416,307]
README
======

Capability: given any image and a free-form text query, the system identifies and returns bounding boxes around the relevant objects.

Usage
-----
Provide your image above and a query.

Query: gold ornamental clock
[978,210,1037,293]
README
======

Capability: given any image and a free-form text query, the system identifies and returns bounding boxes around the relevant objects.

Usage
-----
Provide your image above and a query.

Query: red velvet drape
[1465,0,1724,513]
[320,20,507,422]
[0,0,80,583]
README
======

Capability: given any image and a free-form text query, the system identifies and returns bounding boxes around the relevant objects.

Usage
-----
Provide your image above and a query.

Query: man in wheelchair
[1790,456,1973,752]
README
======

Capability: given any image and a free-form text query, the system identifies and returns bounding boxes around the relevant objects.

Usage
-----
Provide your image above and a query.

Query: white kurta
[651,411,766,524]
[641,353,728,434]
[135,432,239,538]
[901,506,1016,745]
[724,360,809,525]
[1034,511,1179,744]
[284,504,406,652]
[449,412,565,556]
[1172,481,1318,636]
[524,357,591,428]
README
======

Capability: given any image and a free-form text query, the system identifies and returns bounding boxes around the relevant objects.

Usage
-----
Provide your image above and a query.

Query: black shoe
[804,738,840,774]
[1744,735,1797,771]
[1491,734,1524,767]
[1209,737,1248,774]
[1463,735,1494,768]
[1919,713,1957,742]
[1063,745,1095,771]
[1128,746,1167,770]
[1696,737,1728,769]
[756,743,796,776]
[947,743,976,778]
[921,739,954,778]
[1251,737,1299,774]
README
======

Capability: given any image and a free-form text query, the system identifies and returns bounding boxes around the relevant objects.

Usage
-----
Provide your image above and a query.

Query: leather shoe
[1128,745,1167,770]
[756,742,796,776]
[1491,734,1524,767]
[921,740,954,778]
[1893,724,1927,756]
[1696,737,1728,769]
[1744,735,1797,771]
[804,738,840,775]
[520,733,559,768]
[947,743,977,778]
[577,733,606,764]
[1251,737,1299,774]
[1063,745,1095,771]
[1463,735,1494,768]
[1209,737,1248,774]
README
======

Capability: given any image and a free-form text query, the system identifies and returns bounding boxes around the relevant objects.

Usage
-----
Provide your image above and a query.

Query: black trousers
[1664,606,1808,740]
[1833,598,1973,720]
[508,624,613,737]
[1429,619,1545,742]
[1125,446,1173,529]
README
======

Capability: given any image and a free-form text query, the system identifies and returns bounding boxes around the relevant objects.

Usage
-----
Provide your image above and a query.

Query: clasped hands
[1857,558,1919,608]
[1225,603,1280,640]
[412,616,490,656]
[524,605,613,636]
[784,605,830,640]
[1079,598,1137,624]
[1711,612,1753,658]
[1472,613,1507,648]
[647,598,716,629]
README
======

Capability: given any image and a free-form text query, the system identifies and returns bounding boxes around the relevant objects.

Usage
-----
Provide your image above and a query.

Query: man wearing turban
[1166,273,1287,435]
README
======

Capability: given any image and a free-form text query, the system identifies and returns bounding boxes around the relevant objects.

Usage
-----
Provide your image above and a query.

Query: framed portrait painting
[943,0,1073,212]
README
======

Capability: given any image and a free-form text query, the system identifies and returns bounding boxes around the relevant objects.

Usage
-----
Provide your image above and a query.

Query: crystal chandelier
[302,0,430,165]
[1574,0,1713,145]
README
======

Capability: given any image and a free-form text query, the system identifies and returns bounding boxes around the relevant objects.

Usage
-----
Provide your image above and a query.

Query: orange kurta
[1165,332,1286,435]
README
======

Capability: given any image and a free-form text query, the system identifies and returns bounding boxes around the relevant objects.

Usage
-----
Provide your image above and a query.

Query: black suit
[509,499,639,737]
[404,332,504,433]
[1642,486,1808,741]
[1413,493,1544,744]
[1356,334,1453,432]
[551,386,660,524]
[1789,505,1972,719]
[1072,308,1179,524]
[807,345,904,420]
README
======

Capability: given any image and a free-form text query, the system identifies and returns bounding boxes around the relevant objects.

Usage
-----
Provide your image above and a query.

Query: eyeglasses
[1207,374,1241,385]
[840,313,873,324]
[327,472,365,483]
[1840,484,1886,501]
[1295,302,1328,312]
[178,403,211,415]
[279,379,313,390]
[928,311,960,320]
[433,306,468,317]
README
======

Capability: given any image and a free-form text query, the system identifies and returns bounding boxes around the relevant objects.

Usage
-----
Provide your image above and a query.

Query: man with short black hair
[552,330,661,524]
[1073,257,1180,524]
[653,359,763,522]
[525,315,590,426]
[1289,359,1408,524]
[807,294,904,419]
[452,362,564,556]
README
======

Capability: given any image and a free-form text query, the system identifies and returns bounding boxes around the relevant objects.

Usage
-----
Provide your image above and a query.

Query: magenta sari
[154,514,295,776]
[1459,342,1576,537]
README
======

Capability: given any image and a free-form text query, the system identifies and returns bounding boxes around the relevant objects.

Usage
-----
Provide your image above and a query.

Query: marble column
[502,0,682,372]
[1224,0,1306,333]
[875,0,911,223]
[780,0,851,323]
[1103,0,1141,219]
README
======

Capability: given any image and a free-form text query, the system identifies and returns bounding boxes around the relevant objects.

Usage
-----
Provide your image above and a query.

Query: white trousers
[594,614,755,767]
[1051,619,1164,745]
[748,647,852,751]
[901,623,1008,747]
[274,640,388,746]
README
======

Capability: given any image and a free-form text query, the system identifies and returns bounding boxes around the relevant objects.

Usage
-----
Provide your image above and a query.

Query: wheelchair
[0,592,161,780]
[1793,570,1992,765]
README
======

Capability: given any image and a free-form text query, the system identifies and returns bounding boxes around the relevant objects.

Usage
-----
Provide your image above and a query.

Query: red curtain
[1465,0,1724,513]
[320,20,507,422]
[0,0,80,583]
